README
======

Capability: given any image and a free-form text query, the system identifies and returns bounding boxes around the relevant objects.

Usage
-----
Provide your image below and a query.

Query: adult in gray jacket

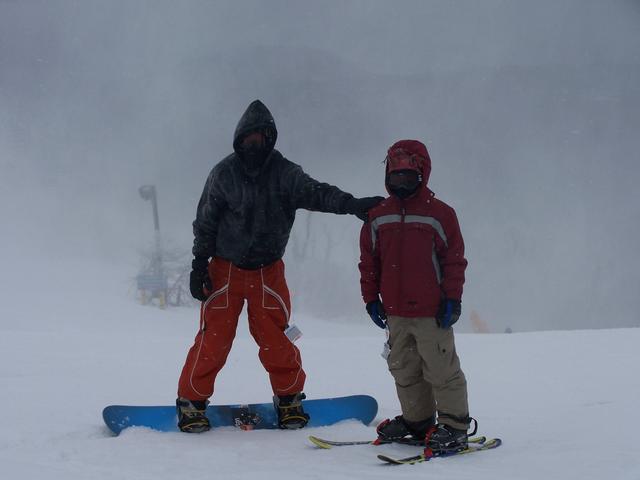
[176,100,382,433]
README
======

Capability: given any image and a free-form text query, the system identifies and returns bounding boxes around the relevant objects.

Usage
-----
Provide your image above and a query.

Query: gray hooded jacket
[192,100,356,269]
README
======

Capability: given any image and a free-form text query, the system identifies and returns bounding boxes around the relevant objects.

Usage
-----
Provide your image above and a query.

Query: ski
[308,436,379,449]
[377,437,502,465]
[308,435,486,450]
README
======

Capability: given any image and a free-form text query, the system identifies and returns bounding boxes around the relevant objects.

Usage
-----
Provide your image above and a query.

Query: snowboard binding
[273,392,310,429]
[176,397,211,433]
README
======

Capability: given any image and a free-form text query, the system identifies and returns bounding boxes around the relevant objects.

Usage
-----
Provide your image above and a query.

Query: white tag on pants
[284,324,302,343]
[381,341,391,360]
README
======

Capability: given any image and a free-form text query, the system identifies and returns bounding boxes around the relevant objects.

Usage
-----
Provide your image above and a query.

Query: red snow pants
[177,258,305,401]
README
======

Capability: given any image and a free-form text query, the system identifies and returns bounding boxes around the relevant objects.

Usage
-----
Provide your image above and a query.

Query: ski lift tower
[136,185,168,308]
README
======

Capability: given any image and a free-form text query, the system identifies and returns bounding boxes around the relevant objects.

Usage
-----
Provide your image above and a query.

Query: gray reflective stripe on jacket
[405,215,448,247]
[370,215,400,251]
[370,214,447,284]
[432,241,442,284]
[370,214,448,250]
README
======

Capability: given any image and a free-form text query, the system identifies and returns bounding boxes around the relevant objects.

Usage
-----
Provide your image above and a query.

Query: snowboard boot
[176,397,210,433]
[425,423,471,454]
[376,414,436,442]
[274,392,310,429]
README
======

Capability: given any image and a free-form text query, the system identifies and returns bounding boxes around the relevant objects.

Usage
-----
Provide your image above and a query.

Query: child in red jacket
[359,139,474,453]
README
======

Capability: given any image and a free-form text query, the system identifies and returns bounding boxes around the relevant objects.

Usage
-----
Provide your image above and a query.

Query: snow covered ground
[1,260,638,480]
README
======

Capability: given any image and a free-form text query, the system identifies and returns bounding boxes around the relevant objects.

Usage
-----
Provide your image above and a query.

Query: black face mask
[239,131,271,173]
[243,144,269,172]
[389,184,419,199]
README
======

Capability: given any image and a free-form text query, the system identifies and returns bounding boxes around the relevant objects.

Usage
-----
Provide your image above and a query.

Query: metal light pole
[137,185,167,307]
[139,185,162,265]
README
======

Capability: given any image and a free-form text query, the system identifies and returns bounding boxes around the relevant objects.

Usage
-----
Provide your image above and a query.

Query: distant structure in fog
[136,185,168,308]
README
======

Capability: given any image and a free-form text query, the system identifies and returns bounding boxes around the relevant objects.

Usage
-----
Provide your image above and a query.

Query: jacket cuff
[362,293,379,304]
[192,256,210,270]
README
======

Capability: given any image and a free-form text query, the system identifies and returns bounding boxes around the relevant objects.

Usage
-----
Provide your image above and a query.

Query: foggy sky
[1,0,639,332]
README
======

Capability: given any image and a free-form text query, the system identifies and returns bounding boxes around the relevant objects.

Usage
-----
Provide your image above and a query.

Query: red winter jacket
[358,141,467,318]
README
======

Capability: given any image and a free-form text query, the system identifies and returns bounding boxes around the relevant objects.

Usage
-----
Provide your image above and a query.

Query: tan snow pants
[386,315,469,430]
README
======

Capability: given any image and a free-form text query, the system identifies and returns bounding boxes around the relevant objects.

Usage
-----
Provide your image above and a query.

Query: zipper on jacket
[397,203,406,315]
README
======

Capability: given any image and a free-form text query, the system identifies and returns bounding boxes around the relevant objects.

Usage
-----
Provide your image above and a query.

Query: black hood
[232,100,278,153]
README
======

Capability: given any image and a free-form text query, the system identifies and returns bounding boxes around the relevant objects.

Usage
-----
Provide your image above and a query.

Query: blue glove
[366,299,387,329]
[436,299,462,329]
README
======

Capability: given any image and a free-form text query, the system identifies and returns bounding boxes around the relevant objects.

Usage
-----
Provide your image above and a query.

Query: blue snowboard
[103,395,378,435]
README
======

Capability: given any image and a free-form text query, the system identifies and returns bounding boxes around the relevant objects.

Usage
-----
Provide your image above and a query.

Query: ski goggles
[238,127,276,152]
[240,131,266,150]
[386,169,422,190]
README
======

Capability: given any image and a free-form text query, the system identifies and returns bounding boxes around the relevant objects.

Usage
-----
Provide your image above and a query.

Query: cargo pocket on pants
[204,262,231,310]
[436,330,455,359]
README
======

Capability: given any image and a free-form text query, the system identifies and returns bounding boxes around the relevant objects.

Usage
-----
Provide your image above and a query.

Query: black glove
[366,299,387,329]
[346,196,385,222]
[436,299,462,329]
[189,256,212,302]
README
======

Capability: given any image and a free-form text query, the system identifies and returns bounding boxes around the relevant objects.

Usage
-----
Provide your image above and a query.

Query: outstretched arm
[288,163,353,213]
[287,163,383,220]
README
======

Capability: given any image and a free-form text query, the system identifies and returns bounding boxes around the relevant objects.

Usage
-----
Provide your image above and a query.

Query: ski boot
[376,414,436,443]
[176,397,210,433]
[274,392,310,429]
[425,417,477,454]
